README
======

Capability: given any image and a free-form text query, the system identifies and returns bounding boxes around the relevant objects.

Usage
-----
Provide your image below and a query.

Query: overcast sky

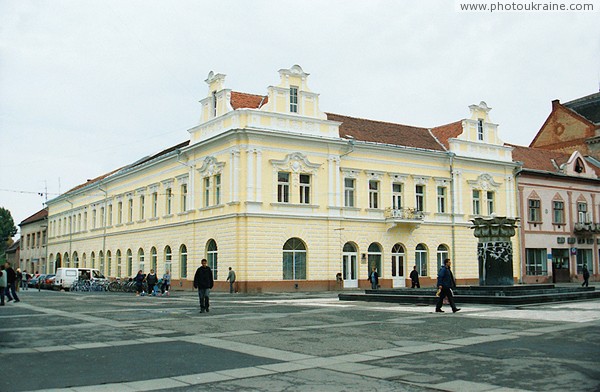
[1,0,599,235]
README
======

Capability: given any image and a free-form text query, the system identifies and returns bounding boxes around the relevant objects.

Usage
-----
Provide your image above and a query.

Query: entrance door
[552,248,570,283]
[342,242,358,288]
[391,243,405,288]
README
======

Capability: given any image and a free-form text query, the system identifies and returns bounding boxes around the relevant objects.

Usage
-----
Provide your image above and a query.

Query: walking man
[226,267,236,294]
[582,265,590,287]
[410,265,420,288]
[193,259,214,313]
[435,258,459,313]
[4,262,20,303]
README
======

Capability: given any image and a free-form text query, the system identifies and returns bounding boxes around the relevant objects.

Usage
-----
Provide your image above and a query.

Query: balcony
[574,222,600,234]
[384,207,424,227]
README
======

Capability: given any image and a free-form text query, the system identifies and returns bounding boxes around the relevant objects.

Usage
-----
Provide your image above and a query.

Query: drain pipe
[448,152,457,275]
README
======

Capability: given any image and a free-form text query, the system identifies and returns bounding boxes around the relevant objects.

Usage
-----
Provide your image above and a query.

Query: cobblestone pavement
[1,289,599,392]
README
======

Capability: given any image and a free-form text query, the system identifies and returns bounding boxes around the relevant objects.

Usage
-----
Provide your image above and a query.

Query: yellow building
[46,65,520,291]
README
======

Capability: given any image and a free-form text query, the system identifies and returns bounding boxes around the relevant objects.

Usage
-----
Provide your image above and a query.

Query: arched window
[415,244,428,277]
[180,244,188,278]
[99,251,105,274]
[126,249,133,277]
[64,252,70,268]
[138,248,145,272]
[150,247,157,271]
[283,238,306,280]
[207,240,218,280]
[391,243,405,277]
[164,246,172,274]
[107,251,112,277]
[72,252,79,268]
[116,250,122,277]
[437,244,449,271]
[368,243,382,277]
[82,253,86,268]
[55,253,62,270]
[90,252,95,269]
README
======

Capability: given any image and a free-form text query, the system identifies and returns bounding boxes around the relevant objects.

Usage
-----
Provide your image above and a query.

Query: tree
[0,207,18,263]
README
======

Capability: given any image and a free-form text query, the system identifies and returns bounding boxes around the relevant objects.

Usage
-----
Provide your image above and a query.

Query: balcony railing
[574,222,600,233]
[384,207,425,222]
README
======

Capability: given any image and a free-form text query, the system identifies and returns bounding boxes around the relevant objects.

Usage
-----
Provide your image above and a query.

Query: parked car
[28,274,47,288]
[41,274,56,289]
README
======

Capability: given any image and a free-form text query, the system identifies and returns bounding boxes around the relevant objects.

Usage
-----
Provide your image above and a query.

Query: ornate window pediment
[197,156,225,177]
[270,152,321,174]
[468,173,501,190]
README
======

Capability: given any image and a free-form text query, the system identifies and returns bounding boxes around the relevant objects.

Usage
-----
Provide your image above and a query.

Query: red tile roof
[508,143,596,174]
[19,208,48,226]
[326,113,446,151]
[230,91,268,110]
[430,120,464,149]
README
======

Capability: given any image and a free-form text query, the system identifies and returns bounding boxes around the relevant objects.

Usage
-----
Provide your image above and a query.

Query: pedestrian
[193,258,214,313]
[146,269,158,295]
[582,265,590,287]
[369,266,379,290]
[21,269,29,290]
[226,267,236,294]
[4,262,20,303]
[436,258,459,313]
[0,264,6,306]
[410,265,420,288]
[134,270,145,296]
[16,268,22,291]
[161,270,171,295]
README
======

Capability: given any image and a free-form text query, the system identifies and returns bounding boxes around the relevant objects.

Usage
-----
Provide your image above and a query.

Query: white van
[53,268,107,290]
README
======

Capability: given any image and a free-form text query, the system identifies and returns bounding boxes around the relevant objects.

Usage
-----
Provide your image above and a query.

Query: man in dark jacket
[435,258,459,313]
[4,262,20,303]
[409,265,420,288]
[193,259,214,313]
[582,265,590,287]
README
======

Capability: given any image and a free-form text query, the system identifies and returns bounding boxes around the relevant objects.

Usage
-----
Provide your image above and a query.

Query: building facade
[512,146,600,284]
[45,65,520,291]
[530,92,600,160]
[18,208,48,274]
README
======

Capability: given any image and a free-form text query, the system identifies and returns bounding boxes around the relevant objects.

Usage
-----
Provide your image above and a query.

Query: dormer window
[575,158,584,173]
[290,86,298,113]
[477,119,484,141]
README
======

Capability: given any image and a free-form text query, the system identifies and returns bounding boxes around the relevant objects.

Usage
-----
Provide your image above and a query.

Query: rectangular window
[437,186,446,213]
[526,248,547,275]
[128,199,133,222]
[277,172,290,203]
[344,178,355,207]
[299,174,310,204]
[212,91,217,117]
[392,183,402,210]
[117,201,123,224]
[369,180,379,209]
[487,191,495,215]
[204,178,211,207]
[477,119,484,141]
[528,199,541,222]
[553,201,564,224]
[214,175,221,205]
[577,202,588,223]
[290,86,298,113]
[139,195,145,219]
[92,209,97,229]
[107,205,112,226]
[152,192,158,218]
[100,207,105,228]
[473,190,481,215]
[166,188,172,215]
[415,185,424,212]
[180,184,187,212]
[83,212,87,231]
